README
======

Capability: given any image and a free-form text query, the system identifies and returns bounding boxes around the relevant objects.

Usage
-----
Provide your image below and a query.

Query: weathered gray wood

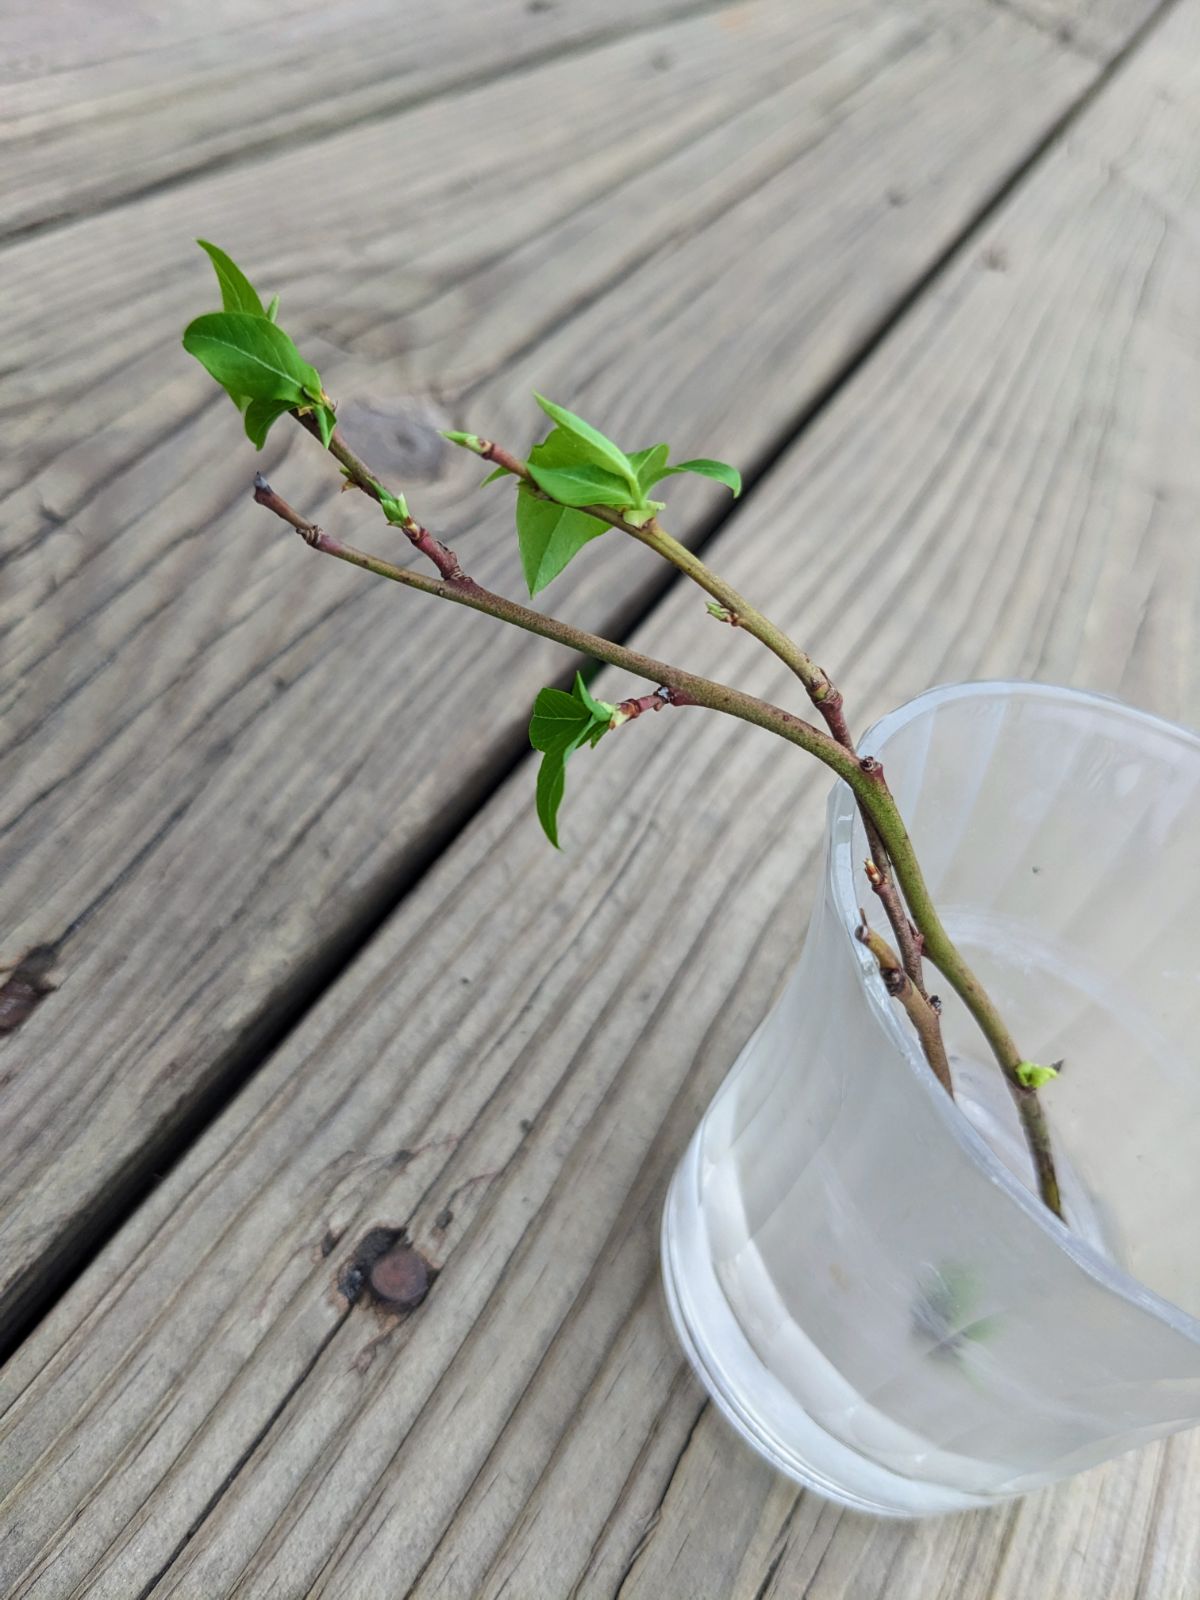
[0,0,1100,1336]
[0,0,734,238]
[992,0,1161,58]
[2,2,1197,1592]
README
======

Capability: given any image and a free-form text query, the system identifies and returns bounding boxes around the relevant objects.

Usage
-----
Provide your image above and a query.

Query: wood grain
[2,1,1197,1592]
[0,0,737,238]
[991,0,1161,58]
[0,0,1100,1336]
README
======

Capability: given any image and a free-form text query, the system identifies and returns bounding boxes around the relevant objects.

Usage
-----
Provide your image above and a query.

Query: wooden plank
[0,0,726,238]
[0,0,1099,1336]
[992,0,1161,58]
[3,2,1198,1591]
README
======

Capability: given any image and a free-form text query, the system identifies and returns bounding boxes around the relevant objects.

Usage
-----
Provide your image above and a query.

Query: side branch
[249,478,857,782]
[856,917,953,1097]
[477,438,940,1023]
[865,854,926,994]
[269,432,1065,1222]
[473,440,843,708]
[610,687,687,726]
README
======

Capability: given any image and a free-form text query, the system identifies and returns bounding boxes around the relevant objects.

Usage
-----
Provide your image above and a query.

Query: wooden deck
[2,0,1198,1593]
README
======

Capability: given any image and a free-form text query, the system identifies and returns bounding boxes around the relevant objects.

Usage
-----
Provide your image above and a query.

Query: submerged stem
[856,920,954,1097]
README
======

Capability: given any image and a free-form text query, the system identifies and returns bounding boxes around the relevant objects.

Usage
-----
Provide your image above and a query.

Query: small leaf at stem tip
[182,312,322,406]
[659,458,742,496]
[196,240,267,317]
[532,395,639,493]
[480,466,510,486]
[441,430,487,455]
[243,396,294,450]
[516,486,606,596]
[574,671,615,726]
[1015,1060,1060,1089]
[628,443,670,494]
[265,294,280,323]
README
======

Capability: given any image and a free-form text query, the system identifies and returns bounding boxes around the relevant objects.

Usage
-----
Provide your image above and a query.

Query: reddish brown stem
[277,417,1063,1219]
[856,919,954,1097]
[254,474,319,540]
[407,523,466,582]
[865,851,927,992]
[476,439,933,1005]
[612,687,685,723]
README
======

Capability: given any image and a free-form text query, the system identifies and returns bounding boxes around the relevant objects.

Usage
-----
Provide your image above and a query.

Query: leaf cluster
[527,673,616,846]
[183,267,744,852]
[182,242,336,450]
[448,394,741,597]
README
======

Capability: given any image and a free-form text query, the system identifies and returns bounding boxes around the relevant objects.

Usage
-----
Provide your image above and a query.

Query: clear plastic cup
[662,682,1200,1515]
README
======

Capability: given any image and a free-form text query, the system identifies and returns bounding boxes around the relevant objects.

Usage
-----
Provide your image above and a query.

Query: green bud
[1015,1060,1060,1089]
[441,430,487,455]
[377,488,410,526]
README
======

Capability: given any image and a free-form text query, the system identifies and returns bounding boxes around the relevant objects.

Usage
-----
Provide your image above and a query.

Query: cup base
[661,1134,1011,1518]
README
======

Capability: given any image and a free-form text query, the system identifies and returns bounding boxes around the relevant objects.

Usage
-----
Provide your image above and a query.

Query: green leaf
[1015,1060,1060,1089]
[515,486,606,595]
[183,312,322,406]
[529,427,594,468]
[528,426,606,472]
[528,676,615,753]
[533,395,638,492]
[916,1263,979,1338]
[659,457,742,497]
[481,466,510,486]
[528,675,615,848]
[243,396,294,449]
[527,460,635,510]
[265,294,280,323]
[535,746,570,849]
[628,443,670,494]
[529,687,590,753]
[575,671,614,725]
[196,240,267,317]
[961,1314,1002,1345]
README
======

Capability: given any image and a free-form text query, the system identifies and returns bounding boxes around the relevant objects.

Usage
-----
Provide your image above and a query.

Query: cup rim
[827,678,1200,1346]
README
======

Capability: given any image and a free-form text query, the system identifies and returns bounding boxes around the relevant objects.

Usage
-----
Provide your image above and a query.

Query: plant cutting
[184,245,1200,1515]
